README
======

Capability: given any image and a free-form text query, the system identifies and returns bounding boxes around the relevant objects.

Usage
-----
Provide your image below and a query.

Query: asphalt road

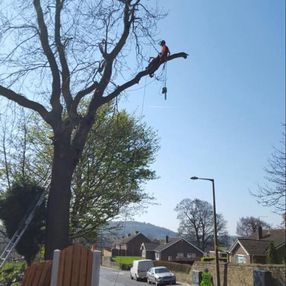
[99,267,190,286]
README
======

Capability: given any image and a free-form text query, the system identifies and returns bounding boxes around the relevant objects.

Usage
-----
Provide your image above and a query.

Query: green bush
[0,261,26,286]
[201,256,215,262]
[119,263,132,270]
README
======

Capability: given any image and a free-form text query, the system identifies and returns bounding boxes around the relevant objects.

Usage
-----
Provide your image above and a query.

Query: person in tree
[146,40,170,77]
[200,268,213,286]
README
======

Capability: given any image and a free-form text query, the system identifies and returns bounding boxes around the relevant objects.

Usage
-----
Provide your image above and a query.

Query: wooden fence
[22,244,101,286]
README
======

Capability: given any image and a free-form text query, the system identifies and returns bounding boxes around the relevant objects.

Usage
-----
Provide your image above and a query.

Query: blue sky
[119,0,285,235]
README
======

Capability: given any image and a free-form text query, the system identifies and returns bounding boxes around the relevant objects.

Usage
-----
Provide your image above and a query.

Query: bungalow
[112,231,150,257]
[228,227,285,264]
[141,236,204,262]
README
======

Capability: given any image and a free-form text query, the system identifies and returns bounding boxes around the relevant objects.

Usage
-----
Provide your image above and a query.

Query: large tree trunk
[45,134,75,259]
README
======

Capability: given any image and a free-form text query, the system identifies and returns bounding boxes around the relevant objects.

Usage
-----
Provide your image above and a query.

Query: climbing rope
[161,62,168,100]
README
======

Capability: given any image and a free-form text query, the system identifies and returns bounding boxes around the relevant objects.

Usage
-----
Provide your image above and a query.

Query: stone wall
[102,256,120,269]
[101,256,285,286]
[191,261,286,286]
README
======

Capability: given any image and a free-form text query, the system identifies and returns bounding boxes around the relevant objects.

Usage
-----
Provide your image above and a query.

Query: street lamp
[190,176,220,286]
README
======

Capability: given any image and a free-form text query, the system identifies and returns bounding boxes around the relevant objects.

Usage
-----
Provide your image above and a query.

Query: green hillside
[107,221,177,240]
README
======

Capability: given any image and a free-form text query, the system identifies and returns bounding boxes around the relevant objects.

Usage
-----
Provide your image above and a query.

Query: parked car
[130,259,154,281]
[147,266,176,285]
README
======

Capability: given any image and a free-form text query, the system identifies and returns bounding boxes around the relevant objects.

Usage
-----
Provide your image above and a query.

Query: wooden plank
[78,246,88,286]
[86,250,93,286]
[22,266,34,286]
[38,261,52,286]
[31,263,42,286]
[26,265,37,286]
[57,248,66,286]
[22,261,52,286]
[70,244,82,286]
[62,245,73,286]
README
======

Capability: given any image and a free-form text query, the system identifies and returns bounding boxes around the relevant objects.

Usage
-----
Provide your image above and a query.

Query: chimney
[165,235,169,244]
[257,226,263,240]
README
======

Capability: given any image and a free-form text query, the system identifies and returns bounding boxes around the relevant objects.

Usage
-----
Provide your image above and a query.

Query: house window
[235,254,247,264]
[187,253,196,258]
[176,253,184,258]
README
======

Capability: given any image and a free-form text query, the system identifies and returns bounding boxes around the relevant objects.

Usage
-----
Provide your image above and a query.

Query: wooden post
[50,249,60,286]
[91,250,101,286]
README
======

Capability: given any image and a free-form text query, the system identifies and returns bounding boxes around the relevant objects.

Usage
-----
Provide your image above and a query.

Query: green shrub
[119,263,132,270]
[0,260,26,286]
[201,256,215,262]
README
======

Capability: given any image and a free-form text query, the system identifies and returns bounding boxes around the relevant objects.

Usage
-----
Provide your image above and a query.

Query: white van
[130,259,154,281]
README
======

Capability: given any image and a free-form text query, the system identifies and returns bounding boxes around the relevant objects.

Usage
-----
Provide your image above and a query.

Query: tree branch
[0,86,51,123]
[102,52,188,103]
[55,0,72,111]
[33,0,62,115]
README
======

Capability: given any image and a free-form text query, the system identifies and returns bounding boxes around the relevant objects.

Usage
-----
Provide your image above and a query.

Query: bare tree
[236,216,271,237]
[175,198,228,251]
[251,126,286,214]
[0,0,188,258]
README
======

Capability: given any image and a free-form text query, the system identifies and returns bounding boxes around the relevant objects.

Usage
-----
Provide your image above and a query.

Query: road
[99,267,190,286]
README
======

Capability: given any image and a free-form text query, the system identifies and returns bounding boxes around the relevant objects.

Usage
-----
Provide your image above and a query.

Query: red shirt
[160,44,170,59]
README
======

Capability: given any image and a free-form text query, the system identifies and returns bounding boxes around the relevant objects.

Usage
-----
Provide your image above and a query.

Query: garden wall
[191,261,286,286]
[101,256,286,286]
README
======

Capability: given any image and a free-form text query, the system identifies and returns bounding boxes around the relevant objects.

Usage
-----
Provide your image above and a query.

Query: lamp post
[190,176,220,286]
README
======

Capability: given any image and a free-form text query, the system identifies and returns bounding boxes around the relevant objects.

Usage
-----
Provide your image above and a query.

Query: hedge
[154,260,192,274]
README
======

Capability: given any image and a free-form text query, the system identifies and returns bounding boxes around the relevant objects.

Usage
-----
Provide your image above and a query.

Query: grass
[112,256,142,264]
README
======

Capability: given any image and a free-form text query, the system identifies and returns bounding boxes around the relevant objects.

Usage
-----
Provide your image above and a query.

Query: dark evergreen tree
[0,179,46,265]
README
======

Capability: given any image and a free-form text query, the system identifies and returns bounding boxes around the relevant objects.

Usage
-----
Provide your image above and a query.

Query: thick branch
[97,0,134,94]
[33,0,62,114]
[0,86,51,123]
[103,52,188,103]
[72,82,100,115]
[110,0,134,59]
[55,0,72,110]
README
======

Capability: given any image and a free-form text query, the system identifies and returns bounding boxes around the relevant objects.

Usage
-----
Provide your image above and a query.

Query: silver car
[147,266,176,285]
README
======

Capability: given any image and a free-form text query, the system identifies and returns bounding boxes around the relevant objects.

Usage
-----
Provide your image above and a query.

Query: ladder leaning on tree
[0,183,50,268]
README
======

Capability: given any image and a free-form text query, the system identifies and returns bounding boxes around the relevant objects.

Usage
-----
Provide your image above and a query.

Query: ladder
[0,184,50,268]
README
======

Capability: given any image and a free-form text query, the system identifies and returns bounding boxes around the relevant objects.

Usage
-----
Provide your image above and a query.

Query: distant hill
[106,221,177,240]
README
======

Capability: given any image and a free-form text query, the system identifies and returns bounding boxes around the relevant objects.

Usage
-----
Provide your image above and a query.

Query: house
[141,236,204,262]
[140,242,160,260]
[228,226,286,264]
[112,231,150,256]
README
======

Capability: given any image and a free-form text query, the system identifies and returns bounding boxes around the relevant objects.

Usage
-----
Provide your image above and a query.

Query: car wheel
[130,274,133,280]
[135,274,139,281]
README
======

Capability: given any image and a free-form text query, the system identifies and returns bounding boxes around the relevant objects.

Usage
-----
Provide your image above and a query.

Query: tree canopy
[0,104,159,243]
[236,216,270,237]
[70,106,159,239]
[175,198,228,251]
